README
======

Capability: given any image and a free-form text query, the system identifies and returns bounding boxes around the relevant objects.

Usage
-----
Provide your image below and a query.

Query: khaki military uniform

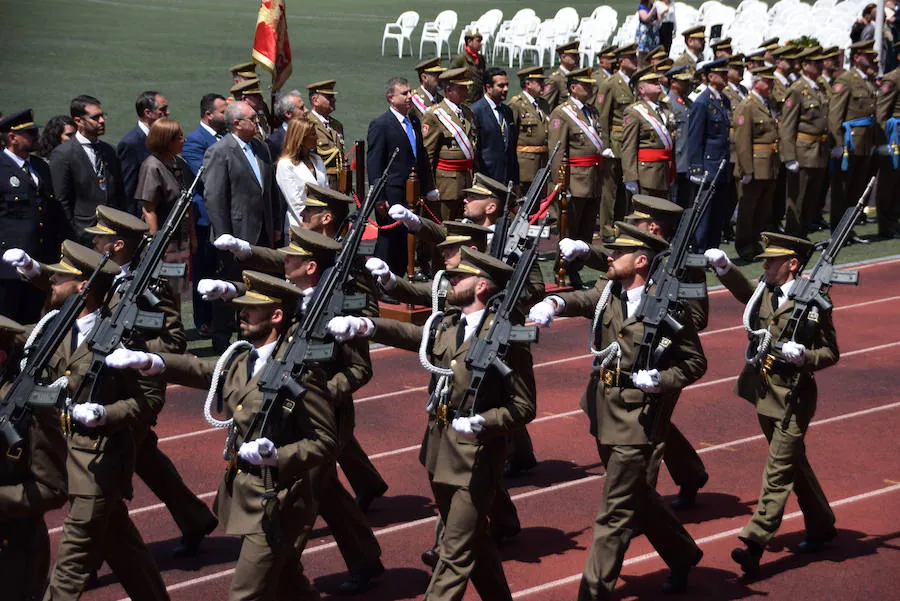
[593,68,613,90]
[371,312,536,601]
[733,94,781,258]
[542,68,570,110]
[828,69,878,231]
[449,52,486,106]
[780,77,830,236]
[312,112,349,192]
[159,347,338,601]
[422,100,478,221]
[723,83,749,229]
[597,73,636,236]
[509,93,550,189]
[412,86,444,121]
[719,268,837,548]
[553,280,706,601]
[772,73,791,109]
[673,51,699,70]
[621,100,675,198]
[0,378,68,601]
[875,67,900,235]
[548,99,607,245]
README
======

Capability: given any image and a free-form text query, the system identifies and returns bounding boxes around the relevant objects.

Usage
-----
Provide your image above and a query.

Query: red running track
[64,257,900,601]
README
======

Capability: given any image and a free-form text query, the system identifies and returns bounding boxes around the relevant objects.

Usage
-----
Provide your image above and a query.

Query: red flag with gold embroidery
[252,0,293,91]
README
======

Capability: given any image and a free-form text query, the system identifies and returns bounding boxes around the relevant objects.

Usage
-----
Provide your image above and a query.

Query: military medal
[9,175,20,187]
[98,176,107,191]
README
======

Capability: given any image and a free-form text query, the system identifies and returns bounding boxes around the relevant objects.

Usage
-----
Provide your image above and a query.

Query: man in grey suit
[202,100,277,351]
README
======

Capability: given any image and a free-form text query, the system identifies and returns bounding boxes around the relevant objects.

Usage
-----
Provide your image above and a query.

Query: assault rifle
[778,176,875,429]
[0,253,112,456]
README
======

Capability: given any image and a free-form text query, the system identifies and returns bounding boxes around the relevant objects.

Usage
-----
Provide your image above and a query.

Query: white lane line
[155,294,900,444]
[110,398,900,599]
[511,482,900,597]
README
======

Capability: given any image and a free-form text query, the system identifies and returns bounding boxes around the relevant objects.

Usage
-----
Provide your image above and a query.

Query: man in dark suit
[470,67,519,191]
[49,94,127,246]
[0,109,68,323]
[202,100,277,352]
[117,90,169,214]
[183,93,227,336]
[366,76,436,274]
[266,89,307,159]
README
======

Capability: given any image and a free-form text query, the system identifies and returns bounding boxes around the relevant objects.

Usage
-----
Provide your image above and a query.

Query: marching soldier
[704,235,838,577]
[0,314,68,601]
[330,247,536,601]
[593,45,618,89]
[230,79,272,139]
[733,66,781,261]
[875,41,900,239]
[780,47,831,238]
[449,29,486,106]
[597,44,639,239]
[106,269,340,600]
[666,66,695,208]
[510,66,551,193]
[529,222,707,598]
[828,39,879,244]
[543,41,581,110]
[621,67,675,200]
[307,80,348,192]
[548,67,607,287]
[673,26,706,70]
[411,57,446,120]
[422,67,478,221]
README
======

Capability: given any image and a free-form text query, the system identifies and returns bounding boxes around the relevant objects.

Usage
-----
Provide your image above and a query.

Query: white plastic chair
[419,10,458,59]
[494,14,540,65]
[554,6,581,32]
[382,11,420,58]
[519,19,557,67]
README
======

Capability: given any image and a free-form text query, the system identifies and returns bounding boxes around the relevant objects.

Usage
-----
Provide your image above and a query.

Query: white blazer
[276,154,328,227]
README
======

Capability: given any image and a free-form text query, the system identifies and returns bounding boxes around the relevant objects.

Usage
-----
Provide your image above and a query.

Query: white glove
[602,148,615,158]
[559,238,590,262]
[782,341,806,365]
[364,257,393,285]
[388,204,422,232]
[451,414,486,439]
[105,348,151,370]
[528,299,559,326]
[703,248,732,276]
[830,146,843,158]
[238,437,278,466]
[3,248,39,278]
[326,315,372,341]
[689,174,703,185]
[71,403,107,427]
[740,174,753,185]
[631,369,662,393]
[197,279,238,301]
[785,160,800,173]
[213,234,252,260]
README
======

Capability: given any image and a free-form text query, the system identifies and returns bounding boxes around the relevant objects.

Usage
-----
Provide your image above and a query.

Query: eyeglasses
[157,105,170,113]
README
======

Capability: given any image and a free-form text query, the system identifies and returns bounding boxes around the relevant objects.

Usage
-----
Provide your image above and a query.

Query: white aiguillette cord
[205,340,254,459]
[743,280,773,365]
[589,280,622,370]
[419,271,453,413]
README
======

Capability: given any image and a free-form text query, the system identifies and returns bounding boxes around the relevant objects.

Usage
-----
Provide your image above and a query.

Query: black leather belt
[597,367,637,388]
[236,460,263,477]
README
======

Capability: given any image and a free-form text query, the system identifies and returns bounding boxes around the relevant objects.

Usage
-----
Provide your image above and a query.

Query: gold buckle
[760,353,776,376]
[6,445,23,460]
[601,368,619,387]
[437,403,456,426]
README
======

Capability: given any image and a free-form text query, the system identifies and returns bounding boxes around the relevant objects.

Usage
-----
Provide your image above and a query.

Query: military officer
[308,79,349,192]
[664,67,694,208]
[818,46,843,98]
[723,54,748,106]
[412,57,446,119]
[0,109,67,324]
[645,44,668,67]
[743,48,768,90]
[874,41,900,239]
[331,247,536,601]
[449,29,486,106]
[673,25,706,70]
[722,55,749,241]
[780,47,831,238]
[771,45,798,108]
[828,39,879,243]
[543,41,581,110]
[704,235,838,576]
[510,66,551,193]
[593,45,618,89]
[422,67,478,221]
[711,37,733,58]
[106,269,339,600]
[760,37,781,66]
[733,66,781,261]
[529,222,706,598]
[230,60,258,87]
[0,314,68,601]
[230,78,272,139]
[621,67,675,200]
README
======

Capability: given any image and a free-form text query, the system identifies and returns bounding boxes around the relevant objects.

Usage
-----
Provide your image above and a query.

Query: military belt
[597,366,636,388]
[759,353,798,378]
[752,143,778,151]
[611,125,624,132]
[516,145,549,153]
[236,459,264,477]
[797,132,828,142]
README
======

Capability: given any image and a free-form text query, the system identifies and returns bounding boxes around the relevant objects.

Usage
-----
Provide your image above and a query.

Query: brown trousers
[339,434,388,500]
[663,423,707,488]
[2,517,50,601]
[735,178,776,257]
[785,167,826,237]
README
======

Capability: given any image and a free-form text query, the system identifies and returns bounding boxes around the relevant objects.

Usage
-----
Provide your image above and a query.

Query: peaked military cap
[633,66,662,82]
[666,65,694,81]
[0,314,26,335]
[654,57,675,73]
[819,46,841,59]
[44,240,121,279]
[517,65,546,79]
[306,80,338,95]
[0,109,39,134]
[646,45,667,61]
[278,226,342,257]
[556,40,580,55]
[771,45,800,59]
[681,25,706,39]
[463,173,509,200]
[597,45,619,59]
[626,195,683,223]
[616,43,638,57]
[750,65,777,79]
[436,221,492,250]
[850,39,878,55]
[304,183,354,212]
[760,37,780,50]
[415,57,445,74]
[445,246,513,286]
[700,58,729,73]
[232,270,302,307]
[566,67,595,84]
[756,232,814,260]
[745,48,767,61]
[84,205,149,238]
[711,37,733,52]
[229,61,257,76]
[230,78,262,96]
[603,221,668,253]
[727,54,746,67]
[795,46,823,61]
[439,67,473,86]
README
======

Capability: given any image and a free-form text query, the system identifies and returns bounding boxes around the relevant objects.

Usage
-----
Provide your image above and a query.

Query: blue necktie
[242,142,263,185]
[403,116,417,158]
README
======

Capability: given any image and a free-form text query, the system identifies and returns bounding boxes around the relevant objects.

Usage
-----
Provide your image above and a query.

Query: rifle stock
[554,154,571,286]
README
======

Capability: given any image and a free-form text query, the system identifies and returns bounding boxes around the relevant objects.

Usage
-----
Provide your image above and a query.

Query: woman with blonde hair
[135,117,196,301]
[276,117,328,227]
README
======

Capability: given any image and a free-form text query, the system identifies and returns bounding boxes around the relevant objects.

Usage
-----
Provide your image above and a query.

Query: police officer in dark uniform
[0,110,68,323]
